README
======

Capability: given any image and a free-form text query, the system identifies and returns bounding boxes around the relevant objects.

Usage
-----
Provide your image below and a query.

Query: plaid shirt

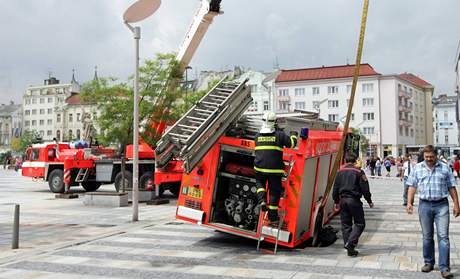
[407,160,456,201]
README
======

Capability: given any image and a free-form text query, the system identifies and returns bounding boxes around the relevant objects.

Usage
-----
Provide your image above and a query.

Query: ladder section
[155,77,252,172]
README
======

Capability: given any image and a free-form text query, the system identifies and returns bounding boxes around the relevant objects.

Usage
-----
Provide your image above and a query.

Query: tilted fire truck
[22,0,224,195]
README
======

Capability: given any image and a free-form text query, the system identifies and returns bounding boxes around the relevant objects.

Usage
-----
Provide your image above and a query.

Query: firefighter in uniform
[254,111,297,225]
[333,153,374,257]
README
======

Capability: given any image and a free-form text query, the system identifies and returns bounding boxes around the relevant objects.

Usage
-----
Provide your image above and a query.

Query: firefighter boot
[256,187,267,212]
[267,205,280,227]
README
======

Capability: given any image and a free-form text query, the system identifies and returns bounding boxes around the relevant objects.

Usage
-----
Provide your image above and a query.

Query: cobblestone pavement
[1,169,460,278]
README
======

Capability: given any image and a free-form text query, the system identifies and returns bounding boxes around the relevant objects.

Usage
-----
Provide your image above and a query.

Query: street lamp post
[123,0,161,222]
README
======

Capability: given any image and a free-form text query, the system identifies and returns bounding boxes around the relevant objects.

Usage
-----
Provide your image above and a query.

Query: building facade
[0,102,22,149]
[274,64,434,157]
[432,94,459,147]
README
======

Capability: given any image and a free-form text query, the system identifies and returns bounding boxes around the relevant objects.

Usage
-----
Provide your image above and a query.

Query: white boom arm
[176,0,222,72]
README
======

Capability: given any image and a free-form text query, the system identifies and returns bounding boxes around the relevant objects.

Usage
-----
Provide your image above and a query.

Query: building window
[363,112,375,121]
[436,136,439,143]
[47,119,52,125]
[399,126,403,136]
[294,88,305,97]
[295,102,306,110]
[312,87,320,95]
[39,130,44,137]
[25,99,31,105]
[25,121,30,126]
[77,113,81,121]
[362,98,374,106]
[25,110,30,116]
[249,85,257,92]
[57,114,61,123]
[32,98,37,104]
[347,85,352,93]
[40,109,45,115]
[263,101,269,111]
[405,127,409,136]
[77,129,81,139]
[362,83,374,93]
[48,108,52,114]
[40,98,45,104]
[48,97,53,103]
[351,113,355,121]
[69,129,73,140]
[57,130,61,141]
[410,129,414,137]
[69,114,73,122]
[445,135,449,143]
[328,114,338,122]
[32,120,37,126]
[47,130,52,136]
[32,109,37,115]
[278,89,289,96]
[278,101,289,111]
[39,120,44,126]
[362,127,375,135]
[313,101,320,110]
[444,111,448,121]
[328,86,338,94]
[328,100,339,108]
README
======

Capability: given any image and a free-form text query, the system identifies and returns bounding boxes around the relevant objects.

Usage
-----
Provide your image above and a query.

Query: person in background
[453,156,460,182]
[397,157,403,178]
[369,156,376,176]
[402,154,413,206]
[406,145,460,279]
[384,157,392,177]
[376,157,382,176]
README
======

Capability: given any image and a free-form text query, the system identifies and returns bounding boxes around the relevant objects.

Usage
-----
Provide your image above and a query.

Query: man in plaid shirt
[407,145,460,279]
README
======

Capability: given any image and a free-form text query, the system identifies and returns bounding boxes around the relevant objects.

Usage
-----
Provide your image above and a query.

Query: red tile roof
[65,94,93,105]
[398,73,432,89]
[275,64,380,83]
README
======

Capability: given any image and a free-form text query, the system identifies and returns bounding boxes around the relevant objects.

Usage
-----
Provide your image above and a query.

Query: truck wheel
[169,182,181,197]
[82,182,101,192]
[139,171,154,190]
[48,169,64,193]
[114,171,132,192]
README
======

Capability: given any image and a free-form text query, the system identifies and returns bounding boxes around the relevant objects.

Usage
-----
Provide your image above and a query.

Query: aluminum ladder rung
[186,119,204,125]
[195,108,214,113]
[75,168,90,183]
[178,124,198,130]
[209,94,227,100]
[216,88,233,93]
[202,101,220,106]
[186,116,206,122]
[169,133,190,139]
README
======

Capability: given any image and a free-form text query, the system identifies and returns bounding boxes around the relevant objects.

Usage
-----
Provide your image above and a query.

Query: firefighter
[254,111,297,225]
[333,153,374,257]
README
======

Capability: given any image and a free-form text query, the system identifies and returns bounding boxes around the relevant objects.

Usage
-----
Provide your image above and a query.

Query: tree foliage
[81,53,210,148]
[351,127,369,157]
[10,130,41,153]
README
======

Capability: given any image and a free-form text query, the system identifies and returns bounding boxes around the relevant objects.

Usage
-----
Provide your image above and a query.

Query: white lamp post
[123,0,161,222]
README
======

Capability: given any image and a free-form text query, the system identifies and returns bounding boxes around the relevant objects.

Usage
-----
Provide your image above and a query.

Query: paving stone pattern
[1,169,460,278]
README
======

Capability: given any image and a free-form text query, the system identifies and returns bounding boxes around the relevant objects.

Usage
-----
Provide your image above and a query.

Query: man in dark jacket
[333,153,374,256]
[254,111,297,225]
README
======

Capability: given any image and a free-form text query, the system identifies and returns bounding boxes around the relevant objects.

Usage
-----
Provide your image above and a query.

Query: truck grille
[185,198,202,210]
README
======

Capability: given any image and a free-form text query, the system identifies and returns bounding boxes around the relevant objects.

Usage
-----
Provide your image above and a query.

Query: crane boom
[176,0,222,72]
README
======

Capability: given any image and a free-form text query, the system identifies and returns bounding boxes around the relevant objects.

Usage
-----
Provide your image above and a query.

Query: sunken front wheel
[48,169,65,193]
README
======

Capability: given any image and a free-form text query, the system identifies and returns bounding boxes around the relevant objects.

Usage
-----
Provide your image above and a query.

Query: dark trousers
[340,197,365,248]
[370,167,375,176]
[255,172,282,221]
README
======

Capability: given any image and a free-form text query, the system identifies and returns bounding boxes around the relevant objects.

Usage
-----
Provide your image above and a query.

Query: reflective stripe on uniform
[254,146,283,152]
[256,188,266,193]
[254,166,285,174]
[290,135,297,148]
[268,205,279,210]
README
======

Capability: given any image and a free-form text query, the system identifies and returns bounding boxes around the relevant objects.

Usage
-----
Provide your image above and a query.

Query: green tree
[81,53,185,148]
[10,130,41,153]
[351,128,369,157]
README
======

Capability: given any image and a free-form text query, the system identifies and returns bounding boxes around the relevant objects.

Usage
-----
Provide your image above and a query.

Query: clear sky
[0,0,459,104]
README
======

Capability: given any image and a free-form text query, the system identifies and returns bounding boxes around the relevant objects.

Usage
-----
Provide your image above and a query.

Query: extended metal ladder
[75,168,90,183]
[155,77,252,172]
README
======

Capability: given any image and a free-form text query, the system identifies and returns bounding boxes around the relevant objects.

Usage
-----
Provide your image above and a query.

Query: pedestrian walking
[254,111,297,226]
[333,153,374,257]
[384,157,392,177]
[401,154,413,206]
[369,156,376,176]
[453,156,459,182]
[406,145,460,279]
[376,157,382,176]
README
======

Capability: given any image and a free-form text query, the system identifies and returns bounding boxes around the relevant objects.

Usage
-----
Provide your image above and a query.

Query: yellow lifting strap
[320,0,370,209]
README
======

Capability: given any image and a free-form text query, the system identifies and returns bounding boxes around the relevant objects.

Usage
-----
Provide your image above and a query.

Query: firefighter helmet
[260,111,277,133]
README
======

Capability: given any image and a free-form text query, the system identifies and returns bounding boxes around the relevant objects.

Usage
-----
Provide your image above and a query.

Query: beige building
[0,102,22,150]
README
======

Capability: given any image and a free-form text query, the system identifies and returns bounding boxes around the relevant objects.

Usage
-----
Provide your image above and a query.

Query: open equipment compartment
[210,144,260,232]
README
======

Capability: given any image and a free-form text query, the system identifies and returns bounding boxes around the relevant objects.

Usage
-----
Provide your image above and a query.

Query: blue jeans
[418,199,450,272]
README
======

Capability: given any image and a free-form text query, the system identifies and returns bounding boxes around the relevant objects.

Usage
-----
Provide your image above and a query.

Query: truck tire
[48,169,65,193]
[139,171,153,190]
[114,171,132,192]
[169,182,181,197]
[81,182,101,192]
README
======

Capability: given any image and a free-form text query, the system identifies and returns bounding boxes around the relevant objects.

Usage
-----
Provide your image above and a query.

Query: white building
[433,94,459,146]
[0,102,22,149]
[274,64,434,157]
[235,70,272,114]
